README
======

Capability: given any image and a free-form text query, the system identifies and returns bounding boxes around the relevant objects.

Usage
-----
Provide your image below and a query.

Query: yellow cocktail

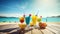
[32,15,37,25]
[30,22,34,27]
[18,24,26,29]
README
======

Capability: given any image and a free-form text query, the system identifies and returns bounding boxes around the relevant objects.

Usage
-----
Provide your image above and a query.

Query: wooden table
[0,24,60,34]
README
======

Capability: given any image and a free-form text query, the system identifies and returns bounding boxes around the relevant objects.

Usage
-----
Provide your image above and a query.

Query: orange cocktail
[20,17,24,23]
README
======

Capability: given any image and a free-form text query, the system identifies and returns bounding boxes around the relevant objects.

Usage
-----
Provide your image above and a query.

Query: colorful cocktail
[18,23,26,34]
[32,15,37,25]
[37,17,41,22]
[20,17,24,23]
[30,22,34,27]
[25,14,31,25]
[18,24,26,29]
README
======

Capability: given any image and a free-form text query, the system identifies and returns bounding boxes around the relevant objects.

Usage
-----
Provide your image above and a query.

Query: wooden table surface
[25,24,60,34]
[0,23,60,34]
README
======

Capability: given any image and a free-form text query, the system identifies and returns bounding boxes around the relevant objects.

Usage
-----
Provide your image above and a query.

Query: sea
[0,17,60,23]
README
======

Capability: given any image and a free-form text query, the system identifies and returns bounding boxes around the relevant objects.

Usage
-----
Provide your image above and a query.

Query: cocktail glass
[25,14,31,25]
[37,18,41,22]
[20,17,24,23]
[32,15,37,26]
[18,23,26,34]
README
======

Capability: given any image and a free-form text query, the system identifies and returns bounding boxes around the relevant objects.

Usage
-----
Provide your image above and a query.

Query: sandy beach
[0,22,60,34]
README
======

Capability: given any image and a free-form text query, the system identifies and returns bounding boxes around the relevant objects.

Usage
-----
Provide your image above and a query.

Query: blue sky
[0,0,60,17]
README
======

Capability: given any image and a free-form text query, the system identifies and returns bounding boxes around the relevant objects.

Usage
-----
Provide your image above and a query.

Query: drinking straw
[36,9,39,16]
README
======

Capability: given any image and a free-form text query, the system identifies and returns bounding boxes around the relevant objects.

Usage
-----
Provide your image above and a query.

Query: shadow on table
[9,28,33,34]
[0,27,19,32]
[0,27,33,34]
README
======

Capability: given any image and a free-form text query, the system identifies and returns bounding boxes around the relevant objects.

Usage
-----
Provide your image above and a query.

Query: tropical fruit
[39,22,47,29]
